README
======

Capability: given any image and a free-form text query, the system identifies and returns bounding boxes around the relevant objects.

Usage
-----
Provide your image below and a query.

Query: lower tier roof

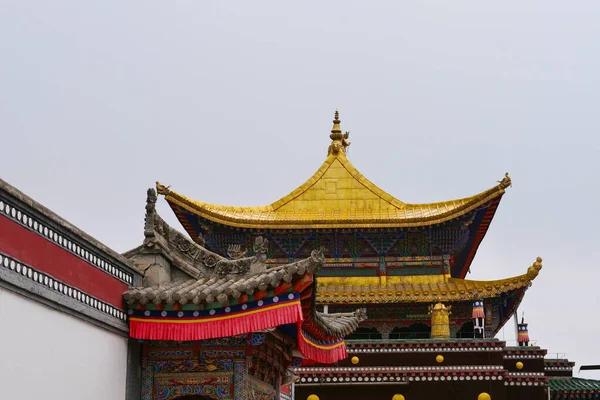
[548,377,600,394]
[123,188,366,351]
[316,257,542,304]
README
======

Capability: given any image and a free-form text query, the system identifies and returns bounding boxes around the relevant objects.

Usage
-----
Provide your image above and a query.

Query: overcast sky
[2,1,599,376]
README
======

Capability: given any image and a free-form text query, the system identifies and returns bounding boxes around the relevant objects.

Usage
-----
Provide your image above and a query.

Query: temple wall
[0,288,128,400]
[0,179,142,400]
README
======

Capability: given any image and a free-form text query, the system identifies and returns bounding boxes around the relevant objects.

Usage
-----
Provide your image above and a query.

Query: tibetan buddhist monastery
[2,112,600,400]
[150,111,599,400]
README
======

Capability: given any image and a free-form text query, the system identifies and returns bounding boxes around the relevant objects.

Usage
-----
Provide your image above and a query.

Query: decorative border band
[296,365,505,374]
[0,252,127,321]
[351,346,504,354]
[504,354,545,359]
[296,369,506,385]
[0,199,133,284]
[544,366,573,371]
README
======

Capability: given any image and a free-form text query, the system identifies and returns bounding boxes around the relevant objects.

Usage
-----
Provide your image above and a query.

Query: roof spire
[328,109,350,155]
[330,110,342,136]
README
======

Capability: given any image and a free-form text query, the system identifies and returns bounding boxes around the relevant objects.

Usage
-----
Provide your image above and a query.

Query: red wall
[0,215,127,308]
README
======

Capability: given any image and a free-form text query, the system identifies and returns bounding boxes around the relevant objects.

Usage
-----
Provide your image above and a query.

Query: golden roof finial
[330,110,342,137]
[328,109,350,155]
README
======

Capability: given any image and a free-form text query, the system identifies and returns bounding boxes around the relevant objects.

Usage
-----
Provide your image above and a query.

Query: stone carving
[138,188,282,282]
[227,244,248,260]
[144,188,157,239]
[354,307,368,322]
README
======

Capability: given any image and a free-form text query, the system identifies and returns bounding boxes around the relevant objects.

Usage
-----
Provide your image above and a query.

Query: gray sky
[2,1,599,375]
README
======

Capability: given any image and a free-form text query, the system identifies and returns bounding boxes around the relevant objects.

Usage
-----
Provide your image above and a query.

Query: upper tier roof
[158,111,512,230]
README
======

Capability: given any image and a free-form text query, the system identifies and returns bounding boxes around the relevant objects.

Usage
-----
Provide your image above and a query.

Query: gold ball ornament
[307,395,320,400]
[392,395,406,400]
[478,393,491,400]
[436,354,444,363]
[351,356,359,365]
[516,361,524,370]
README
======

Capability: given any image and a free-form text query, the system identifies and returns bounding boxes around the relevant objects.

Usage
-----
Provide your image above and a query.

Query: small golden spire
[328,110,350,155]
[330,110,342,137]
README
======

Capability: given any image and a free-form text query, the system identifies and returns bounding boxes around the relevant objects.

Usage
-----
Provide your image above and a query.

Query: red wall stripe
[0,215,127,308]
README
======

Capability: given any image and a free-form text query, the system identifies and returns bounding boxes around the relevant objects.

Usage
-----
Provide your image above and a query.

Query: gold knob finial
[331,109,342,135]
[328,109,350,155]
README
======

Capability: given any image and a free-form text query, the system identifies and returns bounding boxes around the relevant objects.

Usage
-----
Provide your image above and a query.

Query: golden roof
[157,111,512,229]
[316,257,543,304]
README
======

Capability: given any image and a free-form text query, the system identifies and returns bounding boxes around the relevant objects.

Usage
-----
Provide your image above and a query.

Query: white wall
[0,287,128,400]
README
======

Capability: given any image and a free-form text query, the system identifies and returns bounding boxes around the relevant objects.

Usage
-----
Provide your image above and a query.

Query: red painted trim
[129,301,303,341]
[294,274,313,293]
[0,215,127,308]
[274,282,292,295]
[254,290,268,301]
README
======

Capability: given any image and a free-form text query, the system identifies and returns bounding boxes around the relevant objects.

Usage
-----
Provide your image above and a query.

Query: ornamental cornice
[295,367,509,386]
[349,343,504,354]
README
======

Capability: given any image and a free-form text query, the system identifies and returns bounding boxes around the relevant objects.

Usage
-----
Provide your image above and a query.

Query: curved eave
[160,182,508,230]
[315,257,543,304]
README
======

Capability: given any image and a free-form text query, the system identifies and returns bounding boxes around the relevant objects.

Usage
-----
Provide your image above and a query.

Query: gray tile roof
[123,249,323,306]
[123,189,366,339]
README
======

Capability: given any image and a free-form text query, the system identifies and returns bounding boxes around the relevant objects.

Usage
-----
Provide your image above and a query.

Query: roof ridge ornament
[526,257,543,280]
[156,181,171,196]
[328,110,351,156]
[497,172,512,189]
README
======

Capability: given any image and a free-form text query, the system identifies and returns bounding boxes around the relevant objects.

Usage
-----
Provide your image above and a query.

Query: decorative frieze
[544,366,574,371]
[349,340,505,354]
[504,354,545,359]
[296,365,508,386]
[0,198,134,284]
[0,252,126,321]
[296,365,505,374]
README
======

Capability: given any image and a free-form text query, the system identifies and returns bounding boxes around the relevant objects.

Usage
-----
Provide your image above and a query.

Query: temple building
[157,111,529,342]
[150,111,600,399]
[1,111,600,400]
[122,188,366,399]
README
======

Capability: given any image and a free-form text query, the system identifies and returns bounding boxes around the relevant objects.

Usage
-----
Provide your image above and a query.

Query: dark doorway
[346,326,382,340]
[389,323,431,339]
[457,321,475,338]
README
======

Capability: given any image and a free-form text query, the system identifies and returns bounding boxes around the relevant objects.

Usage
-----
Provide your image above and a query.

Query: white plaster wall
[0,287,128,400]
